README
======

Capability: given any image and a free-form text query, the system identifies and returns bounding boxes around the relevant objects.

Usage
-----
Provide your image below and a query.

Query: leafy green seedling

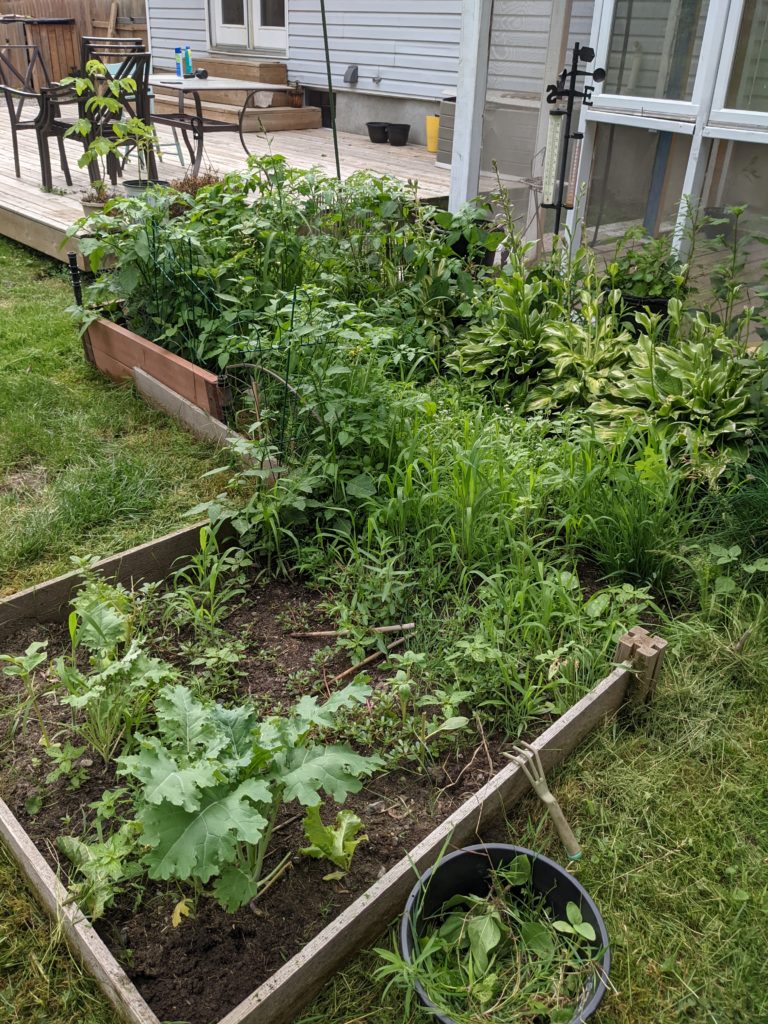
[0,641,50,743]
[43,740,89,790]
[552,901,596,942]
[300,804,368,879]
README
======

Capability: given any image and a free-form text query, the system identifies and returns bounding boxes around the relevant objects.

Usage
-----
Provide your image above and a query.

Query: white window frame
[564,0,768,250]
[709,0,768,129]
[589,0,730,119]
[253,1,287,52]
[211,0,249,49]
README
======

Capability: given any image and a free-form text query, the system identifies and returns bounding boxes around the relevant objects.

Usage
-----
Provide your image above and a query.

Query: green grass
[0,236,221,595]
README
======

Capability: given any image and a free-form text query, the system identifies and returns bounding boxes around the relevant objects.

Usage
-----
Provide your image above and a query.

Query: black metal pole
[319,0,341,181]
[67,251,82,305]
[554,45,581,236]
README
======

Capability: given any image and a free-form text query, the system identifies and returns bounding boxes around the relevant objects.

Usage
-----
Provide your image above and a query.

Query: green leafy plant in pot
[605,226,689,322]
[387,844,610,1024]
[62,59,132,214]
[115,116,169,198]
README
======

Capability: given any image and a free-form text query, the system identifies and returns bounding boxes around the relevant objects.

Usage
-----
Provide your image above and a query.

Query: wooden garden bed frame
[0,527,666,1024]
[85,319,227,421]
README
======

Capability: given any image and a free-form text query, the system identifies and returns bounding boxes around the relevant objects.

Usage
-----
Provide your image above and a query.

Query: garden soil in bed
[0,576,514,1024]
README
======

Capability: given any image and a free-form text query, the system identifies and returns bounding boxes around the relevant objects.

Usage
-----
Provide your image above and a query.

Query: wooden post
[613,626,668,707]
[107,1,119,38]
[525,0,573,251]
[448,0,493,212]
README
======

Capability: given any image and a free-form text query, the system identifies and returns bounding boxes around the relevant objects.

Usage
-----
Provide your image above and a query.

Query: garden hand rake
[505,741,582,861]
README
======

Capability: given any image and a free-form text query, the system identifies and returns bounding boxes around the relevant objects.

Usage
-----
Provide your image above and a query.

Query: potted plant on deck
[114,116,169,199]
[63,59,167,210]
[287,80,304,108]
[605,226,689,321]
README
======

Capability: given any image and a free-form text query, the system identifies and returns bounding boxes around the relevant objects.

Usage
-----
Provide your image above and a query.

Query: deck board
[0,111,515,262]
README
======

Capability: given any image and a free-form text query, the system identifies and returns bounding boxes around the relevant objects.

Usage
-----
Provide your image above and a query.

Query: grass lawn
[0,236,220,596]
[2,609,765,1022]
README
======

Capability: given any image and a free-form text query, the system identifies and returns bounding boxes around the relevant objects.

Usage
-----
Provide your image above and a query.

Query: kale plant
[118,681,379,911]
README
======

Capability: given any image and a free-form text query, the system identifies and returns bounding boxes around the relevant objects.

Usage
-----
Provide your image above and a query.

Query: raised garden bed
[0,528,666,1024]
[85,319,227,422]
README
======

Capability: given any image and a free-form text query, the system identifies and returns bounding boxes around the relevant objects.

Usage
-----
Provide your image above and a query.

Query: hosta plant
[590,301,768,451]
[118,681,379,911]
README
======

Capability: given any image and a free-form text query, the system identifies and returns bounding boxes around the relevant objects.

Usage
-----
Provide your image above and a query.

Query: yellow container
[425,114,440,153]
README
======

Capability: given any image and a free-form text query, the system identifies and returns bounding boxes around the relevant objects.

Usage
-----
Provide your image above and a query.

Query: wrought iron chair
[0,42,70,184]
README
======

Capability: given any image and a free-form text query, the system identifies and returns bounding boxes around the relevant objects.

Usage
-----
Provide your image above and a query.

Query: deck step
[153,96,322,131]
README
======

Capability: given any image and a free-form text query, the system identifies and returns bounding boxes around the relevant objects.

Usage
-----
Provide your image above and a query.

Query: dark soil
[0,576,512,1024]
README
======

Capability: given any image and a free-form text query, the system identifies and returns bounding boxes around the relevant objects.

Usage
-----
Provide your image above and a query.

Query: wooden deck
[0,110,512,264]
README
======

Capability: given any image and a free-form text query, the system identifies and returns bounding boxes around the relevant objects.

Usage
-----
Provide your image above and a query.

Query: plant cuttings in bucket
[378,854,603,1024]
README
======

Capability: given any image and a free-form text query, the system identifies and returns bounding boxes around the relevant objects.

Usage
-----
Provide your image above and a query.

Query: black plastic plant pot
[621,293,671,319]
[366,121,389,143]
[388,123,411,146]
[400,844,611,1024]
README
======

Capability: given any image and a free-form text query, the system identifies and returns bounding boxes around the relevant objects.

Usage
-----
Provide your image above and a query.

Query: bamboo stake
[329,637,405,684]
[289,622,415,639]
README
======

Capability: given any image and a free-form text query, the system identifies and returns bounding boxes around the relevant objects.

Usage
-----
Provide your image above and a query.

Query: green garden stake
[505,741,582,861]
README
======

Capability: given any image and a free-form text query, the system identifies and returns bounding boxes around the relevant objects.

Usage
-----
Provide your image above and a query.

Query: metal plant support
[540,42,605,235]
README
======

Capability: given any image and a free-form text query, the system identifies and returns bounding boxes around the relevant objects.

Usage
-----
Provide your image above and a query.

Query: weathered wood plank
[0,523,210,638]
[0,796,160,1024]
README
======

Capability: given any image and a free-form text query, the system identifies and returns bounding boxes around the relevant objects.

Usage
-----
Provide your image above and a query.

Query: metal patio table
[149,74,292,176]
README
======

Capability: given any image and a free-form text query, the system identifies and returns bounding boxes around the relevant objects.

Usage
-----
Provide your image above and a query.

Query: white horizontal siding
[488,0,598,97]
[287,0,462,99]
[149,0,208,69]
[488,0,553,96]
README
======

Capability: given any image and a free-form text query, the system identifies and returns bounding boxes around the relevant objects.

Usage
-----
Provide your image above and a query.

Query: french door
[210,0,286,52]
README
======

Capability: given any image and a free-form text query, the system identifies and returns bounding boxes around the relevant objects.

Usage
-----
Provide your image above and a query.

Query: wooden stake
[107,1,119,38]
[289,623,415,639]
[329,637,405,684]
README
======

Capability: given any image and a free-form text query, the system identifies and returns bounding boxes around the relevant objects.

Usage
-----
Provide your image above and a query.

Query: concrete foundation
[332,92,441,146]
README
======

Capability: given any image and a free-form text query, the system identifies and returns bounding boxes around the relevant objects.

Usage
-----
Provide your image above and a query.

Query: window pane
[222,0,245,25]
[603,0,709,102]
[585,124,691,241]
[260,0,285,28]
[725,0,768,111]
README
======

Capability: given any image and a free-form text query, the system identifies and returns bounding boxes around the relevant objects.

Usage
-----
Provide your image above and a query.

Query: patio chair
[0,42,71,182]
[80,36,144,74]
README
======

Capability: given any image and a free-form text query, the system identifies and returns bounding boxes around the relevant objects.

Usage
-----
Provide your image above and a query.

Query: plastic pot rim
[399,843,611,1024]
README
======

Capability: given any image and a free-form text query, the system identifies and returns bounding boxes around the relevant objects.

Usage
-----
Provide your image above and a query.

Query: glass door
[211,0,249,48]
[253,0,286,50]
[210,0,285,51]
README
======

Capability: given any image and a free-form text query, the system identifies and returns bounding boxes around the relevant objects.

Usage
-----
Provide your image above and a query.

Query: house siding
[149,0,208,69]
[286,0,463,100]
[488,0,597,97]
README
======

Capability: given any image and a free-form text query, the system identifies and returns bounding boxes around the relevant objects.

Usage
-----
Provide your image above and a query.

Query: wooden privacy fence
[0,0,148,81]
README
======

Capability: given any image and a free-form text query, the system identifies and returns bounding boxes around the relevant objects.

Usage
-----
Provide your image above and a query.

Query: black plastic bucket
[388,123,410,146]
[400,844,611,1024]
[366,121,389,143]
